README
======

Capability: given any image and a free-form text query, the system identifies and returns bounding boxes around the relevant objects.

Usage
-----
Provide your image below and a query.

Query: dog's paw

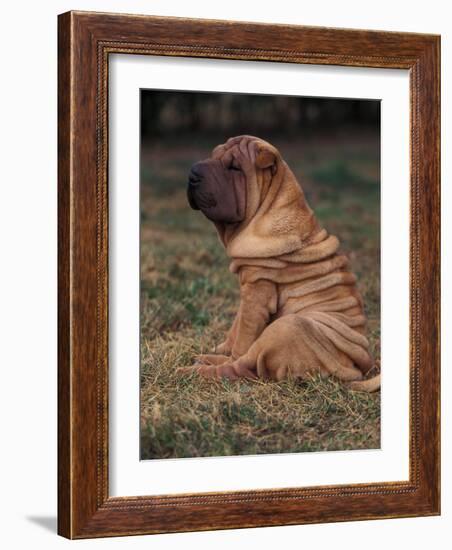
[194,353,231,365]
[176,359,245,380]
[176,363,221,379]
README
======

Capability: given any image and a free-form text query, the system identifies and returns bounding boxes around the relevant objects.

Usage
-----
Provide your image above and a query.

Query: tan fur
[178,136,380,392]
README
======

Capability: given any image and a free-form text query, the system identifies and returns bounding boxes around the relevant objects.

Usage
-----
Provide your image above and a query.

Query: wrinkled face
[187,149,247,223]
[187,136,278,223]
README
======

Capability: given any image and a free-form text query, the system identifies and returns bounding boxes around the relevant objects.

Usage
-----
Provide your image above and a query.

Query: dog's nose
[188,172,201,187]
[189,161,205,186]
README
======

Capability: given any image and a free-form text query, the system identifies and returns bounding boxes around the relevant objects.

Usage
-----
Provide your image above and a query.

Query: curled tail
[350,359,381,392]
[349,373,381,393]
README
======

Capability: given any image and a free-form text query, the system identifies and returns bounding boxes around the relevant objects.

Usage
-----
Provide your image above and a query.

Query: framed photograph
[58,11,440,538]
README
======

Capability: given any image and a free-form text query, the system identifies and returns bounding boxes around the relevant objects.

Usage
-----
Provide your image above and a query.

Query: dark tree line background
[141,89,380,141]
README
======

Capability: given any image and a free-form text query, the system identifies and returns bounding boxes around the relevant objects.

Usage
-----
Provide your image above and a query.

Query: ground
[140,133,381,459]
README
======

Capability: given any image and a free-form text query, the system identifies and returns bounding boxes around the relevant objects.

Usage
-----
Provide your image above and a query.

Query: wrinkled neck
[229,228,340,275]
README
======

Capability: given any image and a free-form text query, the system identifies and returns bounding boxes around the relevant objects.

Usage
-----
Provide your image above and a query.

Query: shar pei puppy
[181,135,380,392]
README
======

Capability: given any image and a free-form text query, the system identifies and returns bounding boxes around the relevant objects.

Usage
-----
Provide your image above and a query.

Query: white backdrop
[0,1,449,549]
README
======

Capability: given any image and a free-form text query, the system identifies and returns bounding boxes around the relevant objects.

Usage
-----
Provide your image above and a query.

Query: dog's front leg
[202,279,276,359]
[230,279,277,358]
[215,306,241,355]
[180,279,277,379]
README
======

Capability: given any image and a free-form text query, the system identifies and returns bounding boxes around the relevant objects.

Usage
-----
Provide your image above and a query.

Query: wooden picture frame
[58,10,440,539]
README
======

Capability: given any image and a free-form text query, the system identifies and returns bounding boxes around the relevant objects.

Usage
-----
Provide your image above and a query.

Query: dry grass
[140,134,381,459]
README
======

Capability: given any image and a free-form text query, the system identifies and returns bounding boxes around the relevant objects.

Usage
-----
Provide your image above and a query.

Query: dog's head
[187,136,281,223]
[187,135,317,258]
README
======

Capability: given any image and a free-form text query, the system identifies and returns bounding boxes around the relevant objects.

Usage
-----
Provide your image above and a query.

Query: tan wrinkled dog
[181,136,380,392]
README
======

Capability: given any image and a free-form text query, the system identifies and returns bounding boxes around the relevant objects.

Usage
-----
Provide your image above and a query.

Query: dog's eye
[229,162,241,172]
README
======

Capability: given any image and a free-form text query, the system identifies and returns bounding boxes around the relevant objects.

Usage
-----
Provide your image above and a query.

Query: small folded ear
[255,146,276,169]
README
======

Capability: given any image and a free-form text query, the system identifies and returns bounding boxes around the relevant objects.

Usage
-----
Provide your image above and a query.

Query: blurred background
[140,90,381,460]
[141,91,380,139]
